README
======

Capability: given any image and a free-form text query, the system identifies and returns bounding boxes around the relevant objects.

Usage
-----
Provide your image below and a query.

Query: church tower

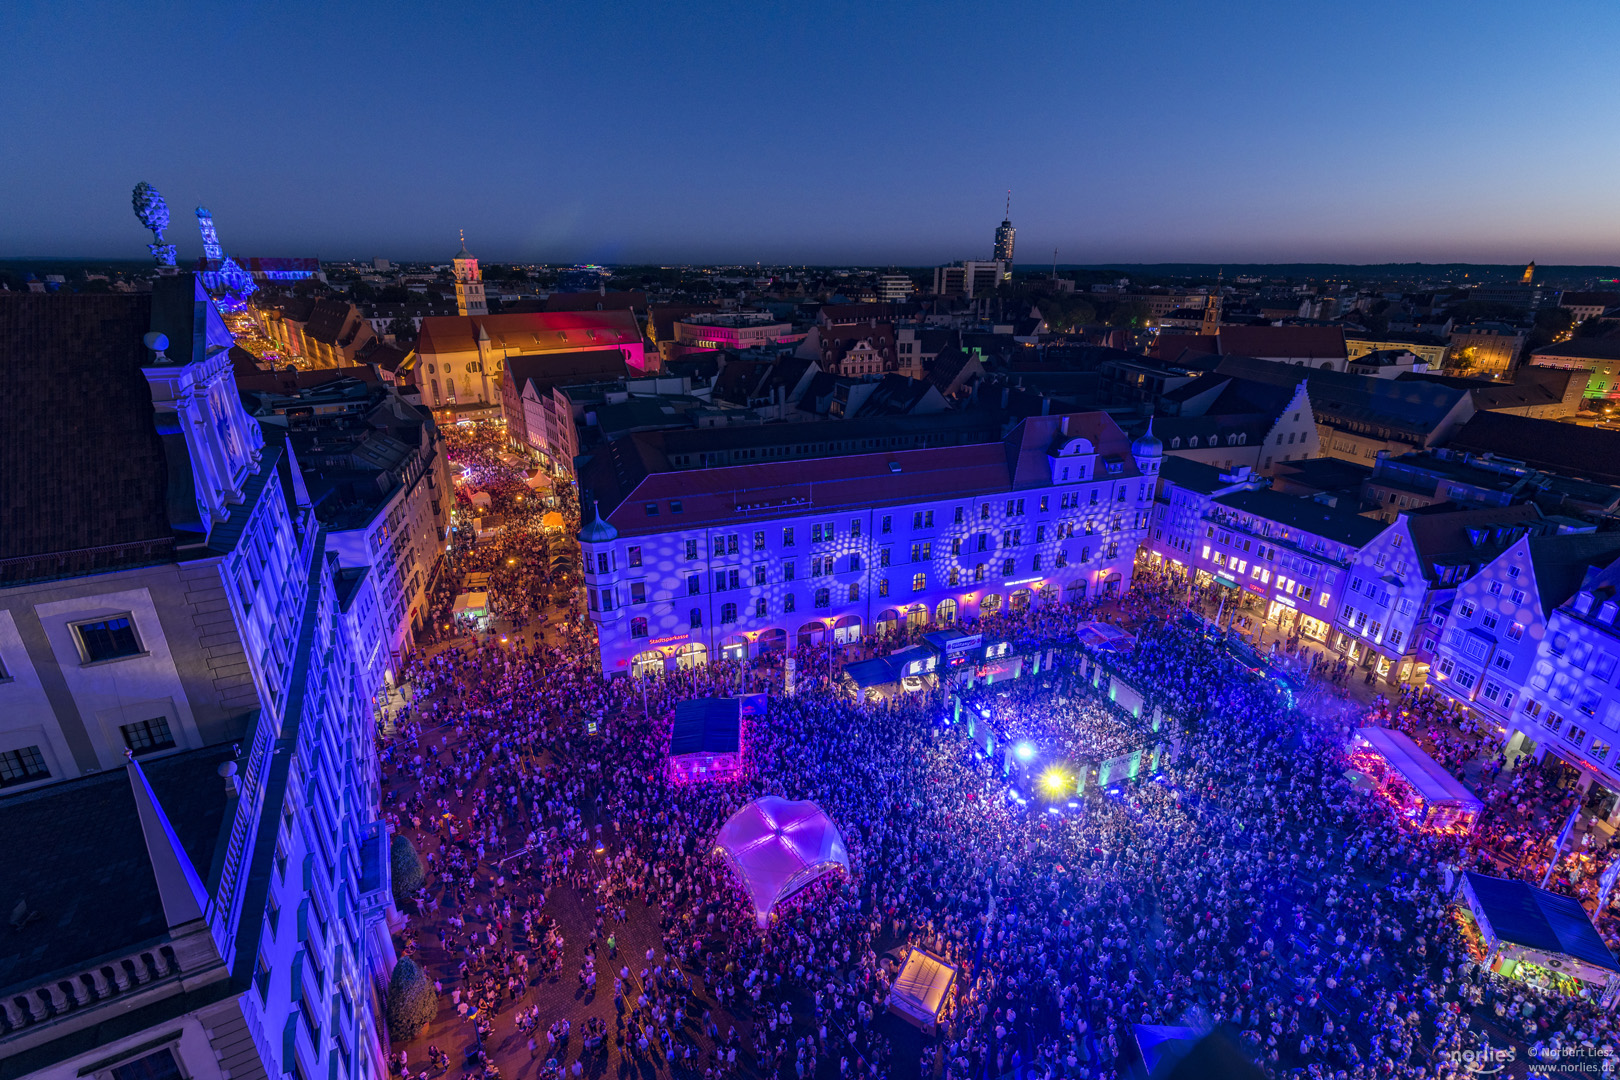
[453,230,488,316]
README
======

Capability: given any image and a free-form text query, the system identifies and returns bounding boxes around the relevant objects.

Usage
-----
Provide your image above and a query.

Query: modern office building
[576,412,1158,677]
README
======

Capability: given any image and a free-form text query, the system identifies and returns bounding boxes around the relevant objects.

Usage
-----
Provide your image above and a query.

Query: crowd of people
[377,438,1620,1080]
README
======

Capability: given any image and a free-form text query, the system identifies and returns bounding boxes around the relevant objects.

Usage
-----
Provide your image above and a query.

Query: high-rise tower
[993,190,1015,270]
[453,230,488,316]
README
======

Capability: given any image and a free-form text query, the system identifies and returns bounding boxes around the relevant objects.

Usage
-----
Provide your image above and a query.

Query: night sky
[4,1,1618,265]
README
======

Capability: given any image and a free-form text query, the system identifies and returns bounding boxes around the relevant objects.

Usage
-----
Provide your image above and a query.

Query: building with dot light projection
[576,412,1159,677]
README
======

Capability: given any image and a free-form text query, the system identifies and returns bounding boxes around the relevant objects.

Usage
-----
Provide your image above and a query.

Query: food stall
[1350,726,1482,832]
[1454,871,1620,1002]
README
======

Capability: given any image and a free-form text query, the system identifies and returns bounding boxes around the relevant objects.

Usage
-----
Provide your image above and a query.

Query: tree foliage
[385,958,438,1042]
[390,834,425,907]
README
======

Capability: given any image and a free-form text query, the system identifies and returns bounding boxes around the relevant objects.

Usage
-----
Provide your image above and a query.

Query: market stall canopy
[541,511,564,530]
[1461,871,1620,974]
[451,591,489,617]
[1353,727,1482,812]
[713,797,848,927]
[887,947,956,1032]
[843,657,898,688]
[670,698,741,756]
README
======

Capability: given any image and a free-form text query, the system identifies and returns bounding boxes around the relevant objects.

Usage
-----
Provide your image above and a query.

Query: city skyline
[3,1,1620,264]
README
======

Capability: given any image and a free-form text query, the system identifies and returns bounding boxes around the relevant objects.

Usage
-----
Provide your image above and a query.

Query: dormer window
[1189,436,1200,448]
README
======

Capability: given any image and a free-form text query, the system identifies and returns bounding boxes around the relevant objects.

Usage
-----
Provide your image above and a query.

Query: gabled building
[1515,556,1620,820]
[501,349,634,466]
[1155,372,1319,475]
[1216,356,1475,465]
[1429,534,1620,742]
[416,309,646,411]
[1334,504,1549,684]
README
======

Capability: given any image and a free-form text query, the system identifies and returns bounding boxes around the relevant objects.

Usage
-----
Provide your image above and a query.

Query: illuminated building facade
[1143,454,1383,646]
[0,280,396,1080]
[578,413,1156,677]
[416,309,646,410]
[452,231,488,317]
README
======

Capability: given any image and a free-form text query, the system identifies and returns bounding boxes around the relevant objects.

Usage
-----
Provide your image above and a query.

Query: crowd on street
[375,435,1620,1080]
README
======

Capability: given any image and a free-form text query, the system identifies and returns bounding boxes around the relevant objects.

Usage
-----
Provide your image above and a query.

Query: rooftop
[0,745,234,991]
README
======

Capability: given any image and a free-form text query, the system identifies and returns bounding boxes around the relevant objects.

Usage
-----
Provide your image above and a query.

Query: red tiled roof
[418,310,641,355]
[598,412,1138,534]
[1219,325,1346,360]
[1154,333,1218,360]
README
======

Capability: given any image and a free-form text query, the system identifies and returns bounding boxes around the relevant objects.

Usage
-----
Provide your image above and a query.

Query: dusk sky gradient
[4,0,1619,266]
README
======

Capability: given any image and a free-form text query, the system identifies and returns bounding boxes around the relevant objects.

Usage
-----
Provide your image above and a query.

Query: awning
[1354,727,1482,811]
[1214,574,1239,589]
[887,947,957,1030]
[1461,871,1620,975]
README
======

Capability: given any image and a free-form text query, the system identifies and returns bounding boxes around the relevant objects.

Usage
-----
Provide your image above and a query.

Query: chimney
[1061,415,1069,434]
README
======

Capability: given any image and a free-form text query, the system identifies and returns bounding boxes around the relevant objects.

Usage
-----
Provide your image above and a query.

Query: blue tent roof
[669,698,741,756]
[1463,871,1620,973]
[843,657,899,687]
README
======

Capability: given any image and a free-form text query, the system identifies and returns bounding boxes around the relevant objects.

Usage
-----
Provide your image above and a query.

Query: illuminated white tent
[713,797,849,928]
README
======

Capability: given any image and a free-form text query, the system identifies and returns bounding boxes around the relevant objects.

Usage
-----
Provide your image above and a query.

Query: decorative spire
[132,182,177,269]
[125,749,212,928]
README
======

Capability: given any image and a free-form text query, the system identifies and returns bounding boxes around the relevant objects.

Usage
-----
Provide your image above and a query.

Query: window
[122,717,175,756]
[783,561,795,581]
[1388,628,1403,647]
[687,574,701,595]
[948,567,960,586]
[629,582,646,604]
[977,533,989,552]
[851,519,861,537]
[715,571,728,591]
[850,554,862,572]
[783,527,795,547]
[784,594,796,613]
[754,598,767,617]
[690,608,702,628]
[813,589,830,609]
[910,542,933,562]
[0,745,49,788]
[75,616,141,662]
[1457,600,1476,619]
[644,502,658,517]
[627,546,642,568]
[1481,612,1498,630]
[880,548,891,567]
[670,500,683,514]
[1507,622,1524,641]
[1002,558,1015,576]
[878,578,890,597]
[754,565,766,586]
[721,603,737,624]
[1493,652,1513,670]
[954,506,965,524]
[1489,581,1502,596]
[753,531,765,551]
[630,617,648,638]
[847,583,859,601]
[974,563,986,583]
[1056,549,1068,568]
[685,539,699,560]
[727,534,740,554]
[254,951,272,998]
[912,572,926,591]
[1511,590,1525,605]
[980,503,990,520]
[881,515,892,534]
[109,1048,183,1080]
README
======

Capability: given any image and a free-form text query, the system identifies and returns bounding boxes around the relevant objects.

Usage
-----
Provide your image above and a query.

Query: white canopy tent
[713,797,849,928]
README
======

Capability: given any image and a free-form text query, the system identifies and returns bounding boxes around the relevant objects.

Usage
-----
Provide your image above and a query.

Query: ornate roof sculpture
[132,181,177,269]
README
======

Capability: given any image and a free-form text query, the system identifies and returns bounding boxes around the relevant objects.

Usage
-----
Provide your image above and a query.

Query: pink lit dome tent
[713,797,850,928]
